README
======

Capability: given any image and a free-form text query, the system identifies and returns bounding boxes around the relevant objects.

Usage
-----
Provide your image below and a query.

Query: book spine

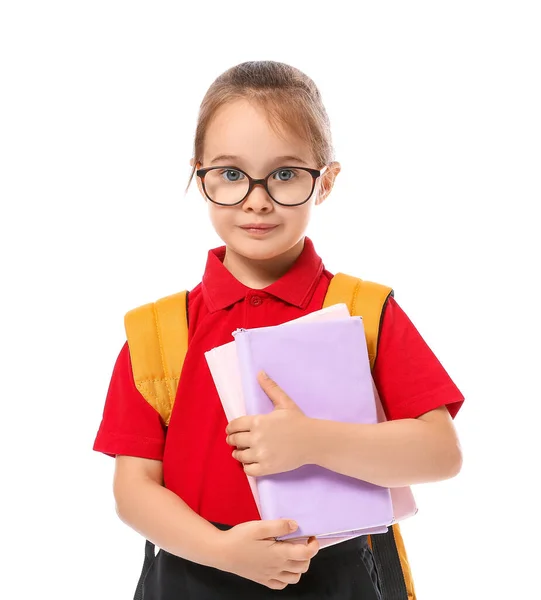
[232,329,281,524]
[232,329,263,417]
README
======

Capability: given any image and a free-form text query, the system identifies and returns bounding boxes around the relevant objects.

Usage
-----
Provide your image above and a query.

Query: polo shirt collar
[202,236,324,312]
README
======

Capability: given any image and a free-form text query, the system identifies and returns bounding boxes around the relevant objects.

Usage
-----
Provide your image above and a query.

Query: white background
[1,1,539,598]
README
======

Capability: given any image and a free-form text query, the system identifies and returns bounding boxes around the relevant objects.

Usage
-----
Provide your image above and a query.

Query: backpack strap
[124,290,189,427]
[323,272,393,368]
[324,273,415,600]
[125,291,190,600]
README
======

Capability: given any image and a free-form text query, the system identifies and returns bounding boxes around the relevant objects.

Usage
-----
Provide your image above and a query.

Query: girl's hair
[185,60,334,193]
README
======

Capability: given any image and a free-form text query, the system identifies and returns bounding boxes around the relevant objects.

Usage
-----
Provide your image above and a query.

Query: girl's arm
[304,406,462,488]
[113,455,225,566]
[227,375,463,488]
[113,455,320,590]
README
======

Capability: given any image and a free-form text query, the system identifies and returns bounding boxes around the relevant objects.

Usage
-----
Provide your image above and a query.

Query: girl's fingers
[276,571,302,584]
[232,448,256,463]
[285,559,311,573]
[227,432,251,449]
[284,540,319,561]
[267,579,288,590]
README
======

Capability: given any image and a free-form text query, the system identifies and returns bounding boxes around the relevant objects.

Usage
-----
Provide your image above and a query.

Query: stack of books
[205,304,417,546]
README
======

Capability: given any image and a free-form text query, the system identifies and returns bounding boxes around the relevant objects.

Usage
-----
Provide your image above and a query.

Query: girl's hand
[215,519,319,590]
[226,371,311,476]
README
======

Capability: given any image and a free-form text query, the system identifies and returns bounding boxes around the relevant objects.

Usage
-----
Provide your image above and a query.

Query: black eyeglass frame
[195,164,328,207]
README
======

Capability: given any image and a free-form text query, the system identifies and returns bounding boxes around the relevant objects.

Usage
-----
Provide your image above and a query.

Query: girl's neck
[223,238,305,289]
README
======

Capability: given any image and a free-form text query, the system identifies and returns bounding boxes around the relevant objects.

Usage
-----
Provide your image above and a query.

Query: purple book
[233,317,394,540]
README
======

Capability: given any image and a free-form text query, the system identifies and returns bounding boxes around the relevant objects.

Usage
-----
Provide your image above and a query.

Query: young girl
[93,60,464,599]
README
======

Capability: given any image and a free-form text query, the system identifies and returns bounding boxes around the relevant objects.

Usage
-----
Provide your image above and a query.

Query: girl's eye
[273,169,296,182]
[220,169,245,182]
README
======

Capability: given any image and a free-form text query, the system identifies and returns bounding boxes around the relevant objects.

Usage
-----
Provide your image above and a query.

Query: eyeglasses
[196,164,328,207]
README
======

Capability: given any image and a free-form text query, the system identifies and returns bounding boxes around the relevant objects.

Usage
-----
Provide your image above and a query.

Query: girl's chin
[227,236,290,261]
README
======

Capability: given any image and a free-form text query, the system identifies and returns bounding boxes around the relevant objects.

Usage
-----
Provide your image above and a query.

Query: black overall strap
[133,539,156,600]
[370,528,408,599]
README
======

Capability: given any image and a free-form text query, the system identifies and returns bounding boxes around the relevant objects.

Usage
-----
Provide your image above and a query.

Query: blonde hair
[185,60,335,193]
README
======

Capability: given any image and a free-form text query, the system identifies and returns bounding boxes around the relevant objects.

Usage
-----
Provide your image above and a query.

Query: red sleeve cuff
[93,429,165,460]
[388,383,465,421]
[92,342,167,459]
[373,296,465,422]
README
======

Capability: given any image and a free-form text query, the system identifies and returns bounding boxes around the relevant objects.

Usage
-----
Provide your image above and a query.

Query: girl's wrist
[301,417,323,466]
[302,417,333,467]
[204,528,235,572]
[190,526,232,571]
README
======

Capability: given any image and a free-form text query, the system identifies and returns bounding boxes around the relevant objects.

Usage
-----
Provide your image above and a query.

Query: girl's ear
[316,162,341,205]
[190,158,206,199]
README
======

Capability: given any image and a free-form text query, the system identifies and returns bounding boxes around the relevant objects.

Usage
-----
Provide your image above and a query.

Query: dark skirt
[139,530,382,600]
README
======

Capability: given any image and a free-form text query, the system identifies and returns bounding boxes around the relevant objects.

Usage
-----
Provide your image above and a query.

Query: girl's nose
[242,183,274,212]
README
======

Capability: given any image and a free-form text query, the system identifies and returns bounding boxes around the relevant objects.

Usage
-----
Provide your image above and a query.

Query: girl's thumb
[260,519,298,539]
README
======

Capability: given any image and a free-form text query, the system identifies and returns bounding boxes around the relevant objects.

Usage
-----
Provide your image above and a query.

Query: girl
[93,60,464,599]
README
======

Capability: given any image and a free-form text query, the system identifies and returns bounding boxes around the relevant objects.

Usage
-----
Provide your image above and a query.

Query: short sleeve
[372,297,464,421]
[92,342,166,459]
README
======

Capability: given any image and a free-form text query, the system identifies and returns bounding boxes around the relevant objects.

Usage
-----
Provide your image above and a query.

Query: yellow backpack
[125,273,416,600]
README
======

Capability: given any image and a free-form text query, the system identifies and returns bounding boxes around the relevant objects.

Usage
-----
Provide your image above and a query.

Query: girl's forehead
[204,100,314,166]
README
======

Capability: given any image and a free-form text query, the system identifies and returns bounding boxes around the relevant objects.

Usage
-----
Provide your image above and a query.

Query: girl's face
[194,99,340,263]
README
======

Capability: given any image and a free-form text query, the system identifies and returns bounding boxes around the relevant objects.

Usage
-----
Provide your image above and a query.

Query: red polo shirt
[93,237,464,526]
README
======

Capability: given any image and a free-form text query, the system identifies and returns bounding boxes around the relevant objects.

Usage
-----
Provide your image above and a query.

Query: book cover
[233,317,394,540]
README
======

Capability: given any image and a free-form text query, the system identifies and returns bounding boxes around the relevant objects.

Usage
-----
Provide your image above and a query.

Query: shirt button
[250,295,263,306]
